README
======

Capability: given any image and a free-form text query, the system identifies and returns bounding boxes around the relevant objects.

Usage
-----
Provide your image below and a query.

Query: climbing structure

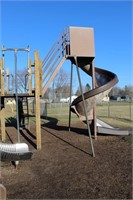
[0,47,42,160]
[1,26,128,158]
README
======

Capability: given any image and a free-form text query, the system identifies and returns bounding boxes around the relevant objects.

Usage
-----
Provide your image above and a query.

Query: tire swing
[0,47,32,163]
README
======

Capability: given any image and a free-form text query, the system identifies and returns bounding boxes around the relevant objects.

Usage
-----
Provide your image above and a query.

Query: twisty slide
[70,62,130,135]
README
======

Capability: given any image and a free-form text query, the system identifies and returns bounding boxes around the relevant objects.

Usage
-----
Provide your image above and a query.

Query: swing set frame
[0,46,42,149]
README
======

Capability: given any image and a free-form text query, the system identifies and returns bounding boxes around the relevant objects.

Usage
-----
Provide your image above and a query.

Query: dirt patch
[0,121,132,199]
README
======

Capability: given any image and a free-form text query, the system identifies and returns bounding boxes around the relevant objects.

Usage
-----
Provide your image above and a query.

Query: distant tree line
[75,84,133,99]
[16,68,133,100]
[44,70,133,101]
[109,85,133,97]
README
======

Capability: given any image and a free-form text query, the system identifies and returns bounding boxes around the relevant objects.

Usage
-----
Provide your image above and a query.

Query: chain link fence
[97,101,133,122]
[29,93,133,128]
[5,93,133,128]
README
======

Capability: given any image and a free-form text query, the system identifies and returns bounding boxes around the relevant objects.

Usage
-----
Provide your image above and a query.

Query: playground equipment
[0,47,42,160]
[0,142,32,161]
[0,26,130,158]
[41,26,131,156]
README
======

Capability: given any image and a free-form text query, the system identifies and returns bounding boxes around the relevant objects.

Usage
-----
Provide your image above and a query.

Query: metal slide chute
[70,64,130,135]
[96,119,131,136]
[71,65,118,120]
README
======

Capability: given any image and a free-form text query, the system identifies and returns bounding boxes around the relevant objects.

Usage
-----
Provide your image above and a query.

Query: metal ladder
[22,97,29,128]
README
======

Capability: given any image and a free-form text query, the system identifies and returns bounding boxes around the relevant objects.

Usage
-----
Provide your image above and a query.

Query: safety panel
[69,27,95,57]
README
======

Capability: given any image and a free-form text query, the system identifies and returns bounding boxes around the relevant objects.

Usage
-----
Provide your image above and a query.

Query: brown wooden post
[0,60,1,93]
[0,184,7,200]
[0,59,4,95]
[39,58,42,96]
[34,51,41,149]
[91,61,97,139]
[0,59,6,141]
[28,59,32,95]
[0,97,6,141]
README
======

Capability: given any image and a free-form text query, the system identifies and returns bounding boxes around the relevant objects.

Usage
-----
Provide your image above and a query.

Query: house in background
[102,95,109,102]
[66,95,78,103]
[60,95,78,103]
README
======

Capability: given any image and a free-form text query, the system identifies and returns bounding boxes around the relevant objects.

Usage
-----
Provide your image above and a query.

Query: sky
[0,0,132,93]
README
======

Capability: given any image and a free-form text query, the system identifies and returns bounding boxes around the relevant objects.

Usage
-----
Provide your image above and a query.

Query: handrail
[42,38,61,67]
[42,27,70,94]
[42,57,66,94]
[42,55,61,84]
[42,27,68,67]
[42,41,62,75]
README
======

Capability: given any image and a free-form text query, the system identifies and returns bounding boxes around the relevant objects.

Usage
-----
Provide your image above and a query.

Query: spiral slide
[70,63,131,136]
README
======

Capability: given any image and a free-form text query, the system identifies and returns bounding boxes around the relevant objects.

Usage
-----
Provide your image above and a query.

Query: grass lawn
[4,101,133,129]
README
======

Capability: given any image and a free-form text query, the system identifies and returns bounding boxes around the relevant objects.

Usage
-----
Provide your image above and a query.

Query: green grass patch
[4,101,133,129]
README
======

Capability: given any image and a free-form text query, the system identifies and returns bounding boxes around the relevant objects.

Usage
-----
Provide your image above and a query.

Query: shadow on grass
[41,116,89,136]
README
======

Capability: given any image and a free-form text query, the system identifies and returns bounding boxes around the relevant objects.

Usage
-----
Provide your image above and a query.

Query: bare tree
[85,83,91,92]
[124,85,133,96]
[109,86,121,97]
[54,68,71,96]
[109,85,133,97]
[16,68,28,93]
[75,84,85,96]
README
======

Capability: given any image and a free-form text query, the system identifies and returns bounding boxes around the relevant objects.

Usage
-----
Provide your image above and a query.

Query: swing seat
[0,142,32,161]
